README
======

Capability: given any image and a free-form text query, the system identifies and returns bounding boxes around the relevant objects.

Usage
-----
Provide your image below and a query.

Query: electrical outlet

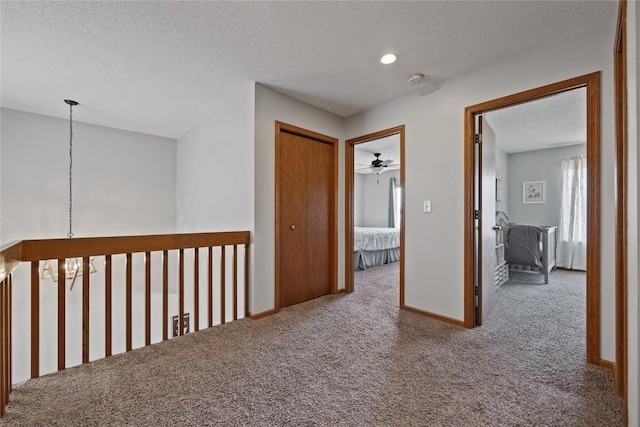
[172,313,190,337]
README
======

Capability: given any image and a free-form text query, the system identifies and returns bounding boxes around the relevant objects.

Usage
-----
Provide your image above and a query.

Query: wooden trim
[82,257,90,364]
[345,138,355,293]
[11,231,250,261]
[344,126,406,305]
[145,252,152,344]
[402,304,466,328]
[274,121,339,309]
[332,128,339,295]
[1,279,5,412]
[194,248,200,332]
[463,109,476,328]
[105,255,112,356]
[208,247,213,328]
[221,246,226,324]
[1,279,4,415]
[274,119,281,313]
[30,261,39,378]
[615,0,626,52]
[613,0,628,418]
[57,259,66,371]
[399,128,406,309]
[126,253,132,351]
[586,73,602,365]
[8,276,12,396]
[0,242,21,279]
[598,359,615,371]
[179,249,184,336]
[233,245,238,321]
[162,250,168,341]
[476,116,485,325]
[244,243,250,317]
[249,308,278,320]
[4,278,8,404]
[463,73,602,366]
[2,279,5,409]
[275,121,337,145]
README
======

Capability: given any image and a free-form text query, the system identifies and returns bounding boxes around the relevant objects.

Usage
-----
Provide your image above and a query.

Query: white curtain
[388,177,401,229]
[557,156,587,270]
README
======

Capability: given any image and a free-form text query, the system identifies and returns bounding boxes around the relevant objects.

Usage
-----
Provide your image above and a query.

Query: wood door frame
[613,0,628,416]
[345,126,405,307]
[274,121,339,312]
[463,73,603,366]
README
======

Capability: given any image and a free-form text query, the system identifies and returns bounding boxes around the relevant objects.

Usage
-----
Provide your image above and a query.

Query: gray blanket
[506,224,542,268]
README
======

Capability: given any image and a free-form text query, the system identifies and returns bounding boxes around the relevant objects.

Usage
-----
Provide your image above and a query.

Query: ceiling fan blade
[380,159,393,166]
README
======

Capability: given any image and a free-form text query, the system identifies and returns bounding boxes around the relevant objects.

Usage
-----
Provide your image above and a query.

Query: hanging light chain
[65,100,78,238]
[68,102,73,237]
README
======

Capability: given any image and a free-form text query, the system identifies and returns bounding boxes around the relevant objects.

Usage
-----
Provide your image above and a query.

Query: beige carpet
[0,264,623,426]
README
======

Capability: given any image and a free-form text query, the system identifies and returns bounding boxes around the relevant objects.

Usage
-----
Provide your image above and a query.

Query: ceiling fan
[356,152,396,175]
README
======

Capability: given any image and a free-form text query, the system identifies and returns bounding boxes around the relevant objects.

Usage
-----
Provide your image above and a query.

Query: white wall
[507,144,585,227]
[344,24,617,360]
[626,1,639,423]
[176,84,255,233]
[354,173,365,227]
[175,84,255,332]
[1,108,177,242]
[361,170,400,227]
[495,145,509,214]
[1,108,177,382]
[254,84,344,314]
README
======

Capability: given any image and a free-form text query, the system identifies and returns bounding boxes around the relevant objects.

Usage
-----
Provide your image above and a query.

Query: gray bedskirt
[354,248,400,270]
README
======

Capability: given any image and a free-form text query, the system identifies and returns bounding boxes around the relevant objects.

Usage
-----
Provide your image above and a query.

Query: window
[557,155,587,270]
[394,186,402,229]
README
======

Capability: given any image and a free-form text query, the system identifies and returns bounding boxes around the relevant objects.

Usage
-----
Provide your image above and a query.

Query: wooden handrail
[11,231,250,261]
[0,230,251,418]
[0,241,21,280]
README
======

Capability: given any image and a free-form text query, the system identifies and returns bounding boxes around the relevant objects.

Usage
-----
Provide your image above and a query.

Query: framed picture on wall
[495,179,502,202]
[523,181,545,204]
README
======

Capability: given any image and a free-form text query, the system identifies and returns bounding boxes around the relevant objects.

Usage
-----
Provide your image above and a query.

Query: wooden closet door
[279,132,308,307]
[305,137,332,300]
[278,131,332,308]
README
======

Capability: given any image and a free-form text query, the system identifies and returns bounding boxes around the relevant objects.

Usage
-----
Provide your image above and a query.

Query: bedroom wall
[254,84,345,314]
[1,107,177,382]
[507,144,585,228]
[361,169,400,227]
[495,145,509,214]
[344,24,617,361]
[626,1,639,423]
[354,173,366,227]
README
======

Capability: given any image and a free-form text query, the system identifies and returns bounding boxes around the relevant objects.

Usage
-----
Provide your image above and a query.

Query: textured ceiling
[0,1,616,139]
[485,88,586,154]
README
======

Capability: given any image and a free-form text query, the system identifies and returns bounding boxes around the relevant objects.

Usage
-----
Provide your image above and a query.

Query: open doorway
[480,87,588,350]
[463,73,603,366]
[345,126,405,307]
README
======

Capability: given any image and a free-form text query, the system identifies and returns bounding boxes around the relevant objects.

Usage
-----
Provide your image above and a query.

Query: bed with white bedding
[354,227,400,270]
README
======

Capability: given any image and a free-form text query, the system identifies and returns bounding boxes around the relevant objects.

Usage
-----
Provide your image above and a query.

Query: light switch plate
[424,200,431,213]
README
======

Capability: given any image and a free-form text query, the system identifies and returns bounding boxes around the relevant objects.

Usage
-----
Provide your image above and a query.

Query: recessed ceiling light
[380,54,397,65]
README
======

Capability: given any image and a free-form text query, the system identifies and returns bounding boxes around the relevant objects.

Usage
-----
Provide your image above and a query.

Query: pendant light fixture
[41,99,96,289]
